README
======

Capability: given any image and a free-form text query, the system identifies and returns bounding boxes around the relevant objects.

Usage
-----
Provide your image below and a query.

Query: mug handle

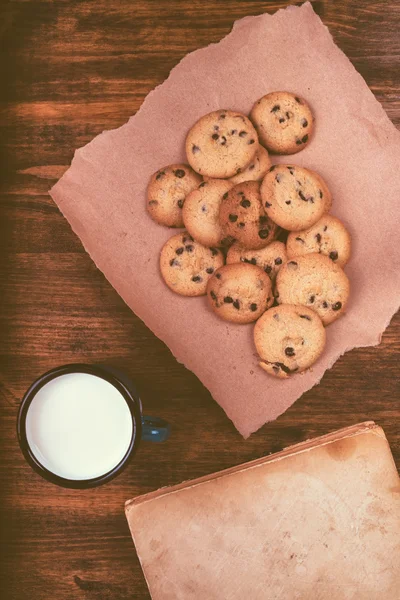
[141,415,170,443]
[97,365,170,443]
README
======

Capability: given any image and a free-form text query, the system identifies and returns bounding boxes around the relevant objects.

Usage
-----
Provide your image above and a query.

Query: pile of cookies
[147,92,351,378]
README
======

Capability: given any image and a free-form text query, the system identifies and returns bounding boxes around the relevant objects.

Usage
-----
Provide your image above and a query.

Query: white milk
[25,372,134,480]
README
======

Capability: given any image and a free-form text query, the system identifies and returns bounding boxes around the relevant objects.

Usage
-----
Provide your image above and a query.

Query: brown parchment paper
[125,422,400,599]
[50,3,400,438]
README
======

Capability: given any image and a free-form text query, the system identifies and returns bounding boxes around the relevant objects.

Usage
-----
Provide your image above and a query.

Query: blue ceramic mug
[17,363,170,489]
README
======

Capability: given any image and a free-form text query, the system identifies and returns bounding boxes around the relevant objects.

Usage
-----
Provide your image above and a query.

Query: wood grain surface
[0,1,399,599]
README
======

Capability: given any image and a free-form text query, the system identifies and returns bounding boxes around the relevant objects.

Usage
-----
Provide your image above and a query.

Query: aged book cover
[126,422,400,599]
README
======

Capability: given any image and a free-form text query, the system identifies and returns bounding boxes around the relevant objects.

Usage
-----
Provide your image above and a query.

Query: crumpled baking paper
[50,2,400,437]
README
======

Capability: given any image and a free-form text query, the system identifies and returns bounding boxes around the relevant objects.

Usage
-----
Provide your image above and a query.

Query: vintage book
[126,422,400,599]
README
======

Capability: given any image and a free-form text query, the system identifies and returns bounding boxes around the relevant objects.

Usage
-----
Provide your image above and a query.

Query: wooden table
[0,1,399,598]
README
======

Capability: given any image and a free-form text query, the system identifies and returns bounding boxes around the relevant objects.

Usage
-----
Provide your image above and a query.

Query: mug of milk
[17,364,170,488]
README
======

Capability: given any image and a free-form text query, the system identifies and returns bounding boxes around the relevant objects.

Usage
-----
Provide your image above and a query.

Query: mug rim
[17,363,142,489]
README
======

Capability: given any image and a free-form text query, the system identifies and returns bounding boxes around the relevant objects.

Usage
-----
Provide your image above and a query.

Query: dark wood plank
[0,1,399,599]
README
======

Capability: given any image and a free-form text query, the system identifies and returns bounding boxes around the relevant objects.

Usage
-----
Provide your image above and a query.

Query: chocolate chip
[285,200,291,205]
[287,167,295,175]
[288,261,298,267]
[222,192,229,200]
[192,145,200,154]
[248,164,255,170]
[322,301,328,308]
[265,201,272,208]
[324,225,328,231]
[221,136,227,145]
[199,181,207,188]
[273,365,280,373]
[250,303,258,312]
[285,347,295,357]
[301,118,308,128]
[238,222,245,228]
[295,237,304,243]
[315,233,321,243]
[239,131,247,137]
[229,214,238,222]
[274,362,291,374]
[177,199,184,208]
[210,290,217,300]
[271,105,280,112]
[248,139,255,145]
[275,174,282,183]
[273,313,280,320]
[201,204,207,213]
[329,251,338,261]
[216,273,222,279]
[274,257,282,265]
[174,169,185,178]
[295,96,302,104]
[219,113,226,119]
[319,190,324,199]
[299,314,311,321]
[296,139,303,146]
[212,133,219,140]
[169,259,179,266]
[214,125,219,131]
[279,118,285,123]
[259,229,270,239]
[176,247,184,255]
[185,244,194,252]
[233,300,240,309]
[302,135,309,143]
[210,248,219,256]
[231,129,237,135]
[182,235,193,243]
[192,275,202,282]
[155,171,165,180]
[265,265,272,274]
[332,302,342,311]
[236,168,242,175]
[240,199,251,208]
[286,112,291,119]
[243,258,257,266]
[224,296,233,303]
[299,191,307,202]
[309,295,315,303]
[148,200,158,205]
[269,165,276,172]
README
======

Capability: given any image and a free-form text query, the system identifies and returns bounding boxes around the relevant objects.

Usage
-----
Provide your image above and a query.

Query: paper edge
[125,421,391,514]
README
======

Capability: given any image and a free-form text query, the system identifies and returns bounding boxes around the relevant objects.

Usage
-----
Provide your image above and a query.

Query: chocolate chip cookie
[219,181,278,249]
[276,253,350,325]
[250,92,314,154]
[286,214,351,267]
[226,240,287,281]
[160,232,224,296]
[254,305,326,378]
[207,263,273,324]
[260,165,332,231]
[228,145,271,185]
[147,164,202,227]
[182,179,234,247]
[185,110,258,179]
